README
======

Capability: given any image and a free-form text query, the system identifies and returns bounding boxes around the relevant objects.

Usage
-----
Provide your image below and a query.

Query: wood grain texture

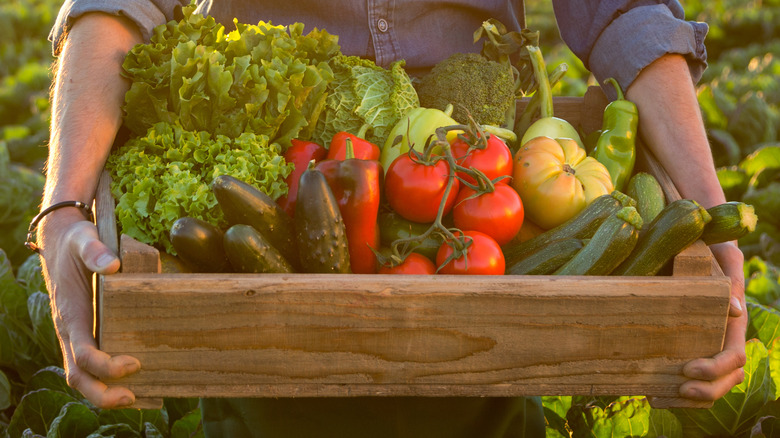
[96,89,731,408]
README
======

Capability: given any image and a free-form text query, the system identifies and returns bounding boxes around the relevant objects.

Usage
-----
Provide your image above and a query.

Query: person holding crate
[34,0,746,436]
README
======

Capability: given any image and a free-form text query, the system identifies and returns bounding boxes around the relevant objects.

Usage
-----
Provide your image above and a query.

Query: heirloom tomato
[512,136,613,229]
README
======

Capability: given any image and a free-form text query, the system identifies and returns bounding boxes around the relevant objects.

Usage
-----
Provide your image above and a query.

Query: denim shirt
[50,0,708,94]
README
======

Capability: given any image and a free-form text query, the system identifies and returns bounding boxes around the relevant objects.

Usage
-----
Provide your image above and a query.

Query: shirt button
[377,18,388,32]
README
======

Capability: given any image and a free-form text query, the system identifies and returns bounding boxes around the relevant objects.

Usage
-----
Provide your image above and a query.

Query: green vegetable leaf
[28,292,62,366]
[646,408,682,438]
[744,257,780,307]
[542,396,571,438]
[46,401,100,438]
[0,368,10,411]
[170,408,204,438]
[747,299,780,346]
[740,145,780,188]
[85,424,140,438]
[770,338,780,400]
[717,166,749,201]
[25,367,84,403]
[569,397,650,437]
[673,339,771,437]
[6,388,79,438]
[98,408,168,436]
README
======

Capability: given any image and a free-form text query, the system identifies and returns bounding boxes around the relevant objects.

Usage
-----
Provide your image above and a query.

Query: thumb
[71,222,121,274]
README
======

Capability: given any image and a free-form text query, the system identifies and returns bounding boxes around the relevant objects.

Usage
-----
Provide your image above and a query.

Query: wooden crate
[94,87,730,410]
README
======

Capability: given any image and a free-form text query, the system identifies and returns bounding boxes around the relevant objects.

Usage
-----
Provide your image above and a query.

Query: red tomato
[451,133,513,185]
[378,253,436,275]
[452,185,524,246]
[384,154,459,223]
[436,231,505,275]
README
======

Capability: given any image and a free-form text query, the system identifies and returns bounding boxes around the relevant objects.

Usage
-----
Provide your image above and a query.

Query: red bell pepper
[277,139,327,217]
[328,124,380,161]
[316,139,384,274]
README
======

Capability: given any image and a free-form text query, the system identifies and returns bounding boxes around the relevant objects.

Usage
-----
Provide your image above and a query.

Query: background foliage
[0,0,777,436]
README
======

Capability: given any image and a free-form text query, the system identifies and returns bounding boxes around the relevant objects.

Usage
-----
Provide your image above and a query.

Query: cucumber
[503,191,636,266]
[626,172,666,225]
[294,168,351,273]
[612,199,712,276]
[169,217,230,273]
[212,174,299,269]
[701,201,758,245]
[223,224,295,273]
[506,238,586,275]
[555,207,643,275]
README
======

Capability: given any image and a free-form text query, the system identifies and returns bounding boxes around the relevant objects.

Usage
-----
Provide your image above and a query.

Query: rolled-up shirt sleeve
[49,0,185,55]
[552,1,708,99]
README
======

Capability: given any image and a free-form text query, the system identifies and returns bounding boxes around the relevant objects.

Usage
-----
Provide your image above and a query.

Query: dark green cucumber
[212,174,299,269]
[169,216,230,273]
[378,211,441,261]
[223,224,294,273]
[294,168,351,273]
[701,201,758,245]
[506,238,586,275]
[555,206,643,275]
[626,172,666,225]
[503,191,636,266]
[612,199,712,276]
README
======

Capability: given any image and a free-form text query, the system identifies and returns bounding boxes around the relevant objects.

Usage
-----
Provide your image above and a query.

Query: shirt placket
[367,0,398,67]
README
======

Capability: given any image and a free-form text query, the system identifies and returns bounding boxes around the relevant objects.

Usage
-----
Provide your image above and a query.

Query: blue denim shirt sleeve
[48,0,184,55]
[552,0,708,99]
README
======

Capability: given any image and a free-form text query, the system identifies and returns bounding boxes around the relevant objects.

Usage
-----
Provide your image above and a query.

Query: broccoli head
[415,52,515,127]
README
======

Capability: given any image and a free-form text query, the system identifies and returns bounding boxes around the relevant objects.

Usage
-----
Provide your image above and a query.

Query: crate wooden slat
[95,88,730,409]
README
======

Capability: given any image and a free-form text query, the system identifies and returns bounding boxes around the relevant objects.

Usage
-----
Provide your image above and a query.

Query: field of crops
[0,0,778,436]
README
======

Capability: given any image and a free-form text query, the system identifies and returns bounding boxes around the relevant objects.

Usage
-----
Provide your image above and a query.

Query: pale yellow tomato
[512,136,614,229]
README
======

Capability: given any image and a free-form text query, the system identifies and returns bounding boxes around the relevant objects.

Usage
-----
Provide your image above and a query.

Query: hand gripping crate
[93,87,730,410]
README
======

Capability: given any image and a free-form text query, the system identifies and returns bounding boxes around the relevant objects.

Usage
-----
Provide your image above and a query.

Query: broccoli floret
[415,52,515,127]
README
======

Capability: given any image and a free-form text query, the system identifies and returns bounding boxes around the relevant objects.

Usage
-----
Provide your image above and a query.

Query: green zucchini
[169,217,230,273]
[503,190,636,266]
[701,201,758,245]
[555,206,643,275]
[223,224,295,273]
[626,172,666,225]
[612,199,712,276]
[294,168,351,273]
[212,174,299,269]
[506,238,586,275]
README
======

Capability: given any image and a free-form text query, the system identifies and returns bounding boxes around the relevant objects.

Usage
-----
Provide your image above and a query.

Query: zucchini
[169,217,230,273]
[223,224,295,273]
[503,191,636,265]
[506,238,586,275]
[701,201,758,245]
[294,168,351,273]
[612,199,712,276]
[555,206,643,275]
[212,175,299,269]
[626,172,666,225]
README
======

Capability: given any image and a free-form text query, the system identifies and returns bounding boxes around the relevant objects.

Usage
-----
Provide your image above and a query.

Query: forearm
[45,12,142,207]
[625,54,725,209]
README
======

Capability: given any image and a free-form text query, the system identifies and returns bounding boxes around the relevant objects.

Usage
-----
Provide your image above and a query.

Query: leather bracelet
[25,201,94,253]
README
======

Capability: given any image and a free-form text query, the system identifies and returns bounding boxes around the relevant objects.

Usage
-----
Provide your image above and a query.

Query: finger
[68,321,140,381]
[684,315,748,381]
[68,221,120,274]
[63,343,137,409]
[679,367,745,401]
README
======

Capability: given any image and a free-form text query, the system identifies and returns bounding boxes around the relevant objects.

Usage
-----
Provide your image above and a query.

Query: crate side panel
[101,274,729,398]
